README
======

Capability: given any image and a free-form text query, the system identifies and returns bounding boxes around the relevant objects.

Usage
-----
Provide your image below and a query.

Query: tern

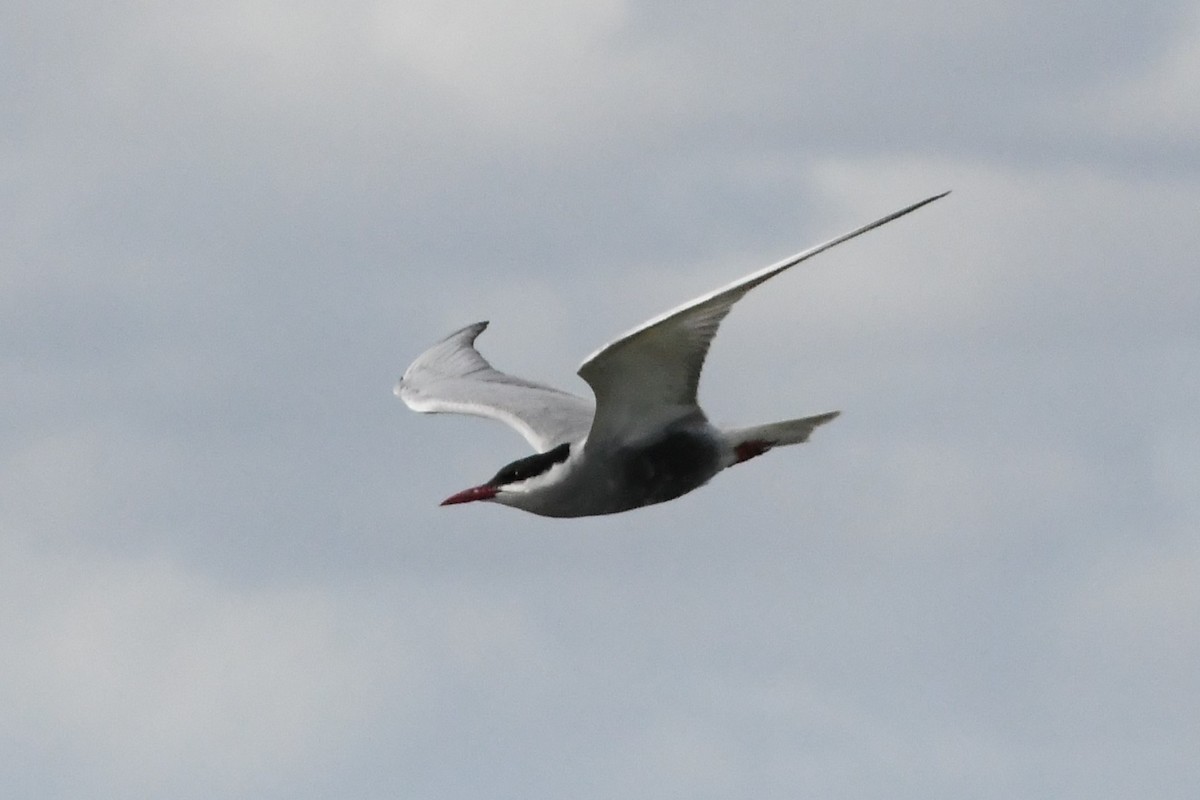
[396,192,947,517]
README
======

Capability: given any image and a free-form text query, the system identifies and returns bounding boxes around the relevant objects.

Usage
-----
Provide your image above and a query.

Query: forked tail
[725,411,840,464]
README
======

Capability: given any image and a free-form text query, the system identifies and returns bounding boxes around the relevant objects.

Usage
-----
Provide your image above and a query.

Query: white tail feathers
[725,411,840,464]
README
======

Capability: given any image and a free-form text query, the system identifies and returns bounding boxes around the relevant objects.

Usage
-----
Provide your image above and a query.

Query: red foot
[734,440,773,464]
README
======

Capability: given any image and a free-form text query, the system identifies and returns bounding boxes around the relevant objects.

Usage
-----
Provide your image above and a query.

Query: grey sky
[3,2,1198,798]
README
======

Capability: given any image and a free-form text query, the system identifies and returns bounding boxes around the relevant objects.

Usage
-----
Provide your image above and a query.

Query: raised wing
[578,192,948,445]
[396,321,594,452]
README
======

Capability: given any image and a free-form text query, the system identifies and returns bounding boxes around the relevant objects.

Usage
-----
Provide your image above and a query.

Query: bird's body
[502,414,727,518]
[396,192,946,517]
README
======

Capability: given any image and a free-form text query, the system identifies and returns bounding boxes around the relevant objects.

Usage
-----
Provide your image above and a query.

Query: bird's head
[441,442,572,509]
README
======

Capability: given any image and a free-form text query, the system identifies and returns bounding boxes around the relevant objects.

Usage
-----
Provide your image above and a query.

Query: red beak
[440,484,499,506]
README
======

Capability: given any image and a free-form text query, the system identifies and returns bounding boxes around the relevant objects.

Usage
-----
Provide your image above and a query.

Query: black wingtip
[914,190,951,209]
[455,320,489,342]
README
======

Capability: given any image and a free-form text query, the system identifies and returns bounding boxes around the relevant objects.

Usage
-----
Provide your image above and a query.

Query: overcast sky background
[3,2,1198,798]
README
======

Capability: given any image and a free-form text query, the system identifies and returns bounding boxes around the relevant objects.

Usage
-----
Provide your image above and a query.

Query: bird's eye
[488,442,570,486]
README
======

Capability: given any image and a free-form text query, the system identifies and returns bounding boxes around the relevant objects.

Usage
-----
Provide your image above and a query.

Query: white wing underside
[577,192,948,445]
[395,321,594,453]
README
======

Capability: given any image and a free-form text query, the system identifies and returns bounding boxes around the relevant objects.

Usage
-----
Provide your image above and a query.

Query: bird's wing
[396,321,595,452]
[577,192,948,446]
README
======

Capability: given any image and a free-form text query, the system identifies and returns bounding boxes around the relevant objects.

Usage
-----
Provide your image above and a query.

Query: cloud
[0,537,579,797]
[1,544,380,795]
[1075,4,1200,147]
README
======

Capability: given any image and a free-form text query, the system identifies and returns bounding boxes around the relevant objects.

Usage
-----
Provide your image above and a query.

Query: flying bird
[396,192,947,517]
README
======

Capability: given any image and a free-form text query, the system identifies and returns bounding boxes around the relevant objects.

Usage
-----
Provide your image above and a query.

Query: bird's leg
[733,440,773,464]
